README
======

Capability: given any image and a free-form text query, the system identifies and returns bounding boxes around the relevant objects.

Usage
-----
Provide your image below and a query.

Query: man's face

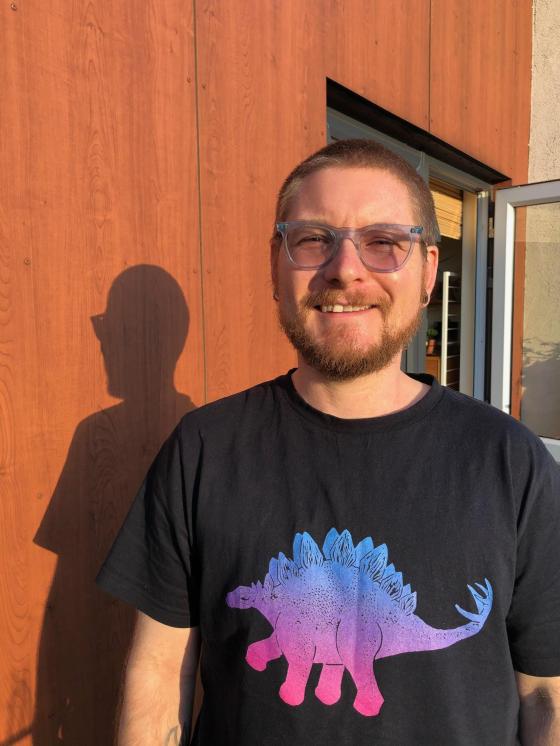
[271,166,438,380]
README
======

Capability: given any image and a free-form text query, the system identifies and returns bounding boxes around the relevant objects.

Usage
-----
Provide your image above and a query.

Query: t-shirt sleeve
[506,436,560,676]
[95,420,200,628]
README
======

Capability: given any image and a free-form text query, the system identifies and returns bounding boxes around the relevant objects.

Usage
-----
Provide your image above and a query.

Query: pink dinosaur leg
[245,633,281,671]
[337,617,384,716]
[315,663,344,705]
[348,662,384,717]
[276,625,315,707]
[279,654,314,707]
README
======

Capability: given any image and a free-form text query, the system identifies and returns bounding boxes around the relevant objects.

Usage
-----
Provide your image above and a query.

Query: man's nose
[322,237,368,285]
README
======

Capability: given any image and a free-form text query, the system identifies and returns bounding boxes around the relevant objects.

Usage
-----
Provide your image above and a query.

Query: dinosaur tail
[378,578,493,658]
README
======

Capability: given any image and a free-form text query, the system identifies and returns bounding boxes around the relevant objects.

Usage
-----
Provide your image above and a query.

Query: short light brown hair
[273,139,440,252]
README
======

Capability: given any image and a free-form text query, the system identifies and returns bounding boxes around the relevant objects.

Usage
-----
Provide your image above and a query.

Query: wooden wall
[1,1,531,742]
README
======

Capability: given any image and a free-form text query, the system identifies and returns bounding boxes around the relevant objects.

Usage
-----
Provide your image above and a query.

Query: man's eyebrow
[290,215,332,223]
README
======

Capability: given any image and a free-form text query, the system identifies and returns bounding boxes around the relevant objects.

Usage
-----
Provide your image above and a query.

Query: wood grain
[430,0,532,184]
[195,0,323,401]
[326,0,431,129]
[1,1,202,743]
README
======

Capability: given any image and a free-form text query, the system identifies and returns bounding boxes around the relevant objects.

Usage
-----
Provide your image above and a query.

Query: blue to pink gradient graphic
[226,528,493,716]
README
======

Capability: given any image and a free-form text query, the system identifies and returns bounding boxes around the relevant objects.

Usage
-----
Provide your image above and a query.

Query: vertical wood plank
[326,0,431,129]
[1,2,45,741]
[430,0,532,183]
[196,0,325,401]
[1,1,203,742]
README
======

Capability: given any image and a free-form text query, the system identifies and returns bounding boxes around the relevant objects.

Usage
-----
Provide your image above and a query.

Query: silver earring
[273,291,279,301]
[421,291,429,306]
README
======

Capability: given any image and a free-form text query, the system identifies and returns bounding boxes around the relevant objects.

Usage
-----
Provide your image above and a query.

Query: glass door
[492,179,560,461]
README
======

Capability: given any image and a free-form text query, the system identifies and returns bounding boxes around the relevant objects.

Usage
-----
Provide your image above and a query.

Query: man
[96,140,560,745]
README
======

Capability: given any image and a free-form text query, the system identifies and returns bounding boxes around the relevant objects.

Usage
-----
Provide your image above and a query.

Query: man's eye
[365,235,406,252]
[297,234,330,245]
[367,237,396,249]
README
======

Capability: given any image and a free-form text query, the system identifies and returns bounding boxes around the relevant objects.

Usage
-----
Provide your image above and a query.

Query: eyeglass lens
[284,225,413,271]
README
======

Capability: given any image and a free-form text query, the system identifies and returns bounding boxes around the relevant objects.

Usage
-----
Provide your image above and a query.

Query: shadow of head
[90,264,189,399]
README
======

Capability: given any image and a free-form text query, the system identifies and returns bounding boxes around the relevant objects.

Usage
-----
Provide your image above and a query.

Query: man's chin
[279,308,423,381]
[284,329,403,380]
[299,344,400,381]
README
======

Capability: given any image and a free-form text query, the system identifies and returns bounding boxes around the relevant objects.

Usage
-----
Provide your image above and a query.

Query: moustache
[301,289,391,314]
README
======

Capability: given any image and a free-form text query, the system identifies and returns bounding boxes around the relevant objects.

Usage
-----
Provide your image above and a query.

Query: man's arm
[516,672,560,746]
[117,611,201,745]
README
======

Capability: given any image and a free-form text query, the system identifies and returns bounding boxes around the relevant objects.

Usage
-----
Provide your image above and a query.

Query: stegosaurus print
[226,528,493,716]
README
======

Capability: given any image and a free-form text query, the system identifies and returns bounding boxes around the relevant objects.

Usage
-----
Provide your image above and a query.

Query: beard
[278,286,425,382]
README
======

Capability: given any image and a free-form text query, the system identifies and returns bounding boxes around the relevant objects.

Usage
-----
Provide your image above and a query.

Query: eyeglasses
[275,221,424,273]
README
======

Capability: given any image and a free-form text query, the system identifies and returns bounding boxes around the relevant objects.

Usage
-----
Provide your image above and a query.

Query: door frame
[492,179,560,460]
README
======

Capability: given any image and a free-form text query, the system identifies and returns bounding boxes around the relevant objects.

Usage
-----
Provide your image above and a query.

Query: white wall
[522,0,560,437]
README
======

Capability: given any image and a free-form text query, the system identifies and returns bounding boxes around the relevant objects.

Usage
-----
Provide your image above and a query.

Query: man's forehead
[285,166,416,225]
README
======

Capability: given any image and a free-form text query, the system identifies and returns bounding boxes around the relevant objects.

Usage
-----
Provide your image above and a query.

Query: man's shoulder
[175,371,290,438]
[441,385,524,430]
[438,385,554,463]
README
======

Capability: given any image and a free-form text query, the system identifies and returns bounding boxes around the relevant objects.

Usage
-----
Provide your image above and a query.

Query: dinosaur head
[226,574,279,611]
[226,583,258,609]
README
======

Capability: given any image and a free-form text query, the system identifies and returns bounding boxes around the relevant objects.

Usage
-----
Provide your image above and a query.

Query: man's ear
[270,238,280,300]
[424,244,439,299]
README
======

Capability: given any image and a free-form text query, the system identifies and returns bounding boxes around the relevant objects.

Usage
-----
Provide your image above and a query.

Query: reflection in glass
[517,203,560,439]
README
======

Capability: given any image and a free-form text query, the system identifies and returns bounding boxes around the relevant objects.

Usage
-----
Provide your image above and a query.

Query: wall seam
[192,0,208,403]
[428,0,432,131]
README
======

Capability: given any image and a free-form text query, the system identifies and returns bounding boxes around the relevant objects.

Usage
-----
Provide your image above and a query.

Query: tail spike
[454,605,481,623]
[467,584,486,614]
[455,578,493,626]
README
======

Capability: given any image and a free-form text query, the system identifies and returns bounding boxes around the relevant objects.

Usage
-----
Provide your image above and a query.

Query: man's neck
[291,358,430,419]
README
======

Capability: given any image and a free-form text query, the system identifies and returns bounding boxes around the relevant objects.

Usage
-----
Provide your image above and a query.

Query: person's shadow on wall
[32,265,196,745]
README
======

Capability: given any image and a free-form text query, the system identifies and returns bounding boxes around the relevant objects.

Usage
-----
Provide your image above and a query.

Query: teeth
[319,305,372,313]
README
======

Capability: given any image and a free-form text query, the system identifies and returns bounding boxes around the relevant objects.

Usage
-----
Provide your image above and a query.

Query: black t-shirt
[96,371,560,745]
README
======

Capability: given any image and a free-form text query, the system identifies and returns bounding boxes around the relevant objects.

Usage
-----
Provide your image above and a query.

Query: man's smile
[315,304,375,314]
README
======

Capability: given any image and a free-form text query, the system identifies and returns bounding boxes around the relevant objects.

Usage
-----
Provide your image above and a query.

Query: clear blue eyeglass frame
[275,221,424,273]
